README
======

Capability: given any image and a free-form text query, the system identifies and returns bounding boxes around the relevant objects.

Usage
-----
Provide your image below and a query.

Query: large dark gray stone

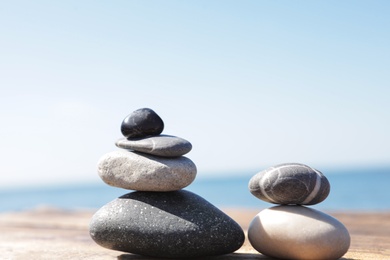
[115,135,192,157]
[121,108,164,139]
[249,163,330,205]
[89,190,245,258]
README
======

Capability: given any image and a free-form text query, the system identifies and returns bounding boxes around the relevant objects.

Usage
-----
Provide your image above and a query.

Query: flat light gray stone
[248,205,350,259]
[89,190,245,258]
[249,163,330,205]
[98,150,196,191]
[115,135,192,157]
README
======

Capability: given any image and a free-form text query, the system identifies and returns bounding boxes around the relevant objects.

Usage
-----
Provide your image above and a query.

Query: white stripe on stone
[302,168,321,205]
[151,139,156,152]
[259,165,292,203]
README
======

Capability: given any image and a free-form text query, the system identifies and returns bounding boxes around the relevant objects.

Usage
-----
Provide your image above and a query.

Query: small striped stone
[115,135,192,157]
[248,163,330,205]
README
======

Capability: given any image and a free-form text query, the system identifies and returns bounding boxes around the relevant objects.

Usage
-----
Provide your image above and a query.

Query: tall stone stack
[248,163,351,260]
[89,108,244,258]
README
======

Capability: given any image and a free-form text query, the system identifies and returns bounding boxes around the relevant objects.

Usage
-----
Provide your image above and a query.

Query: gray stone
[89,190,245,258]
[98,150,196,191]
[115,135,192,157]
[248,205,350,259]
[249,163,330,205]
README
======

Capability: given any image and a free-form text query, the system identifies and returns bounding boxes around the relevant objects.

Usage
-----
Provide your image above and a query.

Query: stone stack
[89,108,244,258]
[248,163,351,260]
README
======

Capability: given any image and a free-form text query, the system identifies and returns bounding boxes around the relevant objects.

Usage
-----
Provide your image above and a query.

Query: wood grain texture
[1,207,389,259]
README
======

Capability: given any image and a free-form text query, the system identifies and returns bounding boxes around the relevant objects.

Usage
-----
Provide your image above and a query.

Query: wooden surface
[0,208,389,259]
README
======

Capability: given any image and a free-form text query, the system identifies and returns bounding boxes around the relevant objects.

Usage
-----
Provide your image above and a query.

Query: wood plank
[1,208,389,259]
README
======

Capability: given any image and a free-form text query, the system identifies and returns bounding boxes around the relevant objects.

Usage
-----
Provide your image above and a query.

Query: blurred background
[1,0,389,212]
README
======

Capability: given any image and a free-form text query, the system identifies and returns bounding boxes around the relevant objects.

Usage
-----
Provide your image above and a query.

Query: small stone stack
[248,163,351,260]
[89,108,244,258]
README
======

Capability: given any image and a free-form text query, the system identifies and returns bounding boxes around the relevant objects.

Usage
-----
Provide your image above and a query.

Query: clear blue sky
[1,1,389,187]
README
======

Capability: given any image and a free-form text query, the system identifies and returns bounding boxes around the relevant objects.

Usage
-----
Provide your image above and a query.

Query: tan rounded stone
[98,150,196,191]
[248,205,350,260]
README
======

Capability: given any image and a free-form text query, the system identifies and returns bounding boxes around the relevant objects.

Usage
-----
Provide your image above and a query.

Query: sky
[0,1,389,188]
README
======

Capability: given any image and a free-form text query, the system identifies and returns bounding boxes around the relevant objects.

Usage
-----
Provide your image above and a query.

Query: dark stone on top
[115,135,192,157]
[89,190,245,258]
[248,163,330,205]
[121,108,164,139]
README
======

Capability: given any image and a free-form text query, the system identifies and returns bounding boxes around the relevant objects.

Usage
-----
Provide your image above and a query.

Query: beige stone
[98,150,196,191]
[248,205,350,260]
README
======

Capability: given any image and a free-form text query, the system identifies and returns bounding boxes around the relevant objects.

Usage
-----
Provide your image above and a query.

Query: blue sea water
[1,167,390,212]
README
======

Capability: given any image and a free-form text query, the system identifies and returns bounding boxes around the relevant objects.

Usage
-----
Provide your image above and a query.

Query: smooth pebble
[98,150,196,191]
[121,108,164,139]
[249,163,330,205]
[115,134,192,157]
[248,205,350,260]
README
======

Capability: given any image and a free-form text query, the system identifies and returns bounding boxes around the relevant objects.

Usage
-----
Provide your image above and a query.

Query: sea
[1,167,390,212]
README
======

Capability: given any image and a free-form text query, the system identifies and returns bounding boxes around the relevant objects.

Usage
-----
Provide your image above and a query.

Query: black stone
[89,190,245,258]
[121,108,164,139]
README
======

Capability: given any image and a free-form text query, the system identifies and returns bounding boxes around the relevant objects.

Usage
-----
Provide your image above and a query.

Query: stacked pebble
[89,108,244,258]
[248,163,351,260]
